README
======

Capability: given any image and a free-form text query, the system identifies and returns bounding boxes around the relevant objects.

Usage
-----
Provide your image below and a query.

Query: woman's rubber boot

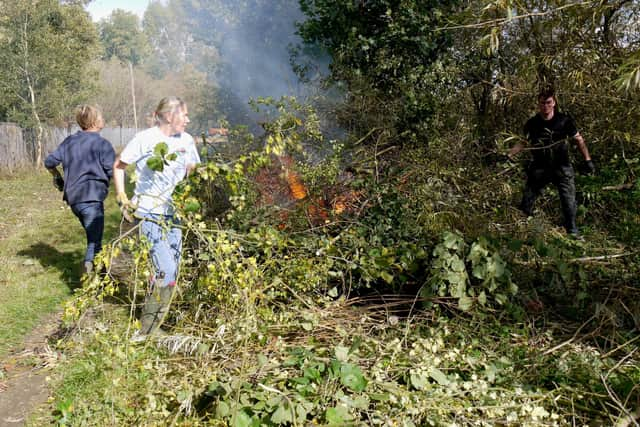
[136,285,175,340]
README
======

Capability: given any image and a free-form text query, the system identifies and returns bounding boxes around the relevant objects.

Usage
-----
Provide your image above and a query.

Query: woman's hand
[116,192,134,223]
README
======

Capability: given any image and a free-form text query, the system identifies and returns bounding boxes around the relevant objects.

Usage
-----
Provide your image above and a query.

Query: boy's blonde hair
[76,105,104,130]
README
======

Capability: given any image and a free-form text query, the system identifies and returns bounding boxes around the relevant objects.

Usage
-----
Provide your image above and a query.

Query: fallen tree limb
[602,183,634,191]
[570,252,636,263]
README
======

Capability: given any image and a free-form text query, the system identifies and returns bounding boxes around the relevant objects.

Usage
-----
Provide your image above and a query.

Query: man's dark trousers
[519,165,578,234]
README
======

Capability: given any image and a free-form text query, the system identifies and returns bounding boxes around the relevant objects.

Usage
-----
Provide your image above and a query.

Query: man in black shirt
[508,87,595,237]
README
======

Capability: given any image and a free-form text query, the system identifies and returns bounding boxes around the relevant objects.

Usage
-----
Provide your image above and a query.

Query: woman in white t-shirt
[113,96,200,339]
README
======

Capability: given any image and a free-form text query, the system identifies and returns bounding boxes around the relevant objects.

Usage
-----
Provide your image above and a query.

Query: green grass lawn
[0,171,120,357]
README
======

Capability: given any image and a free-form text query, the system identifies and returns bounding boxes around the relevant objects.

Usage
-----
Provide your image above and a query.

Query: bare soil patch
[0,312,63,426]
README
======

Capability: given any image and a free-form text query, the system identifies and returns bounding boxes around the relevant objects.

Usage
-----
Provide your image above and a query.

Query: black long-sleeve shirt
[524,112,578,168]
[44,131,115,206]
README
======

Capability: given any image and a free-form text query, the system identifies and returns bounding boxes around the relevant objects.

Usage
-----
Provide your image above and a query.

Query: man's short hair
[538,86,555,100]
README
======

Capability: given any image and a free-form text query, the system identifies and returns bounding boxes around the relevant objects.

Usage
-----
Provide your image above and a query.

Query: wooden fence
[0,123,137,172]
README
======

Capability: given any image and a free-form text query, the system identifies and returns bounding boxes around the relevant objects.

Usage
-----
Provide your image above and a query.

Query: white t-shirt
[119,126,200,216]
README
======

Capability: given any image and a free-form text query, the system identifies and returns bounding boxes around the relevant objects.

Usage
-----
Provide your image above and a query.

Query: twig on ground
[601,335,640,359]
[602,370,640,427]
[543,314,597,355]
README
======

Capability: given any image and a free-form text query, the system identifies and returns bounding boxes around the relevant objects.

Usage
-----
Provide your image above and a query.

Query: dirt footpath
[0,312,63,426]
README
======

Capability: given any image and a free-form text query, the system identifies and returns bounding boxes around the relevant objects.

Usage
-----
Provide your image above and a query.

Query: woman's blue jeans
[70,201,104,263]
[139,214,182,287]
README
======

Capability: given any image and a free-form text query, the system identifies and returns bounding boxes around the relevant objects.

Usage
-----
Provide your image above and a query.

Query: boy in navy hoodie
[45,105,115,274]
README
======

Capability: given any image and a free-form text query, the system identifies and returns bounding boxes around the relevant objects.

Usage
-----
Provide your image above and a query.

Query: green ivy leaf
[351,395,369,409]
[232,410,256,427]
[493,255,506,278]
[448,272,467,297]
[509,281,518,295]
[478,291,487,306]
[443,231,463,250]
[340,363,367,392]
[429,367,450,386]
[216,401,230,418]
[467,241,488,264]
[271,403,292,424]
[410,371,429,390]
[326,404,352,425]
[472,263,487,280]
[296,400,313,422]
[487,277,498,292]
[458,295,473,311]
[450,256,466,272]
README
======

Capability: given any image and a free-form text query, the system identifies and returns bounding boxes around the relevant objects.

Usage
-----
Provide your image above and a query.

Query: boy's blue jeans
[70,201,104,263]
[139,214,182,287]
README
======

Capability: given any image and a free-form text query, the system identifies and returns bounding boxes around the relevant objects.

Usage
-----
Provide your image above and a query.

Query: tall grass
[0,171,119,357]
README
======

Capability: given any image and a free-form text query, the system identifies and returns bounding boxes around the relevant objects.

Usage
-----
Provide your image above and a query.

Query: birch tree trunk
[20,11,44,167]
[129,61,138,131]
[26,79,44,167]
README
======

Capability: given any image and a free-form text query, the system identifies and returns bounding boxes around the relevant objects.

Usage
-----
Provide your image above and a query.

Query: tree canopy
[0,0,99,125]
[298,0,462,141]
[0,0,99,162]
[98,9,149,66]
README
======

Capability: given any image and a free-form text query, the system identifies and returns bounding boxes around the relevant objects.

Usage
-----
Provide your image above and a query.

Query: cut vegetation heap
[50,99,640,426]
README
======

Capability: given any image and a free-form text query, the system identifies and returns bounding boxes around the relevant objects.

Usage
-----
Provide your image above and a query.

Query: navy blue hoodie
[44,131,115,206]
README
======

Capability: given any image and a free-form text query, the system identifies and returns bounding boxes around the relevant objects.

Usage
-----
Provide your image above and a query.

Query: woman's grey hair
[153,96,186,125]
